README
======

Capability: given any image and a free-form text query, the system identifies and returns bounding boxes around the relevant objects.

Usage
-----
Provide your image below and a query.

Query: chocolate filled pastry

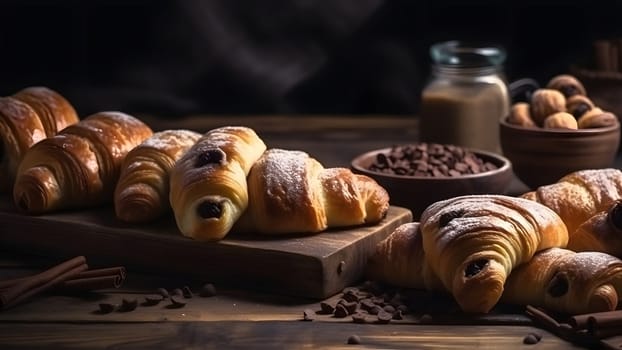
[114,129,201,223]
[521,168,622,251]
[13,111,153,214]
[233,148,390,235]
[366,222,443,291]
[169,126,267,241]
[0,87,78,192]
[419,195,568,313]
[502,248,622,315]
[570,200,622,257]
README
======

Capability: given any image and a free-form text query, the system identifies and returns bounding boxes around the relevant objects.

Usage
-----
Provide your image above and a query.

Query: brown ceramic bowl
[500,117,621,190]
[350,145,513,220]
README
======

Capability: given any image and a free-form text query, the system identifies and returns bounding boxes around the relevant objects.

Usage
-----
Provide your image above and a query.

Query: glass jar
[419,41,510,154]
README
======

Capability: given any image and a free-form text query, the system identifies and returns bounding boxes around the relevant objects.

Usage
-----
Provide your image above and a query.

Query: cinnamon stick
[0,256,88,310]
[0,266,126,292]
[570,310,622,338]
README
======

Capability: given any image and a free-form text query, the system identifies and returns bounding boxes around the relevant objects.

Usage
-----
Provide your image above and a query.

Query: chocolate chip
[143,294,164,306]
[195,148,225,167]
[342,290,360,303]
[360,299,375,312]
[171,288,184,296]
[182,286,193,298]
[377,310,393,324]
[367,143,497,178]
[156,288,170,298]
[98,303,116,314]
[346,335,361,345]
[168,296,187,308]
[342,301,358,315]
[352,312,367,324]
[199,283,217,297]
[383,305,396,314]
[368,305,383,315]
[197,201,223,219]
[302,309,315,321]
[119,298,138,312]
[319,301,335,314]
[334,304,349,318]
[523,333,541,344]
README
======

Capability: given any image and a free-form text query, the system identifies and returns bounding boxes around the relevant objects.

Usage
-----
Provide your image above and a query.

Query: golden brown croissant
[114,129,201,223]
[0,87,78,192]
[570,200,622,257]
[366,222,443,291]
[12,86,79,137]
[169,126,267,241]
[502,248,622,315]
[13,111,153,214]
[521,168,622,245]
[233,148,390,234]
[419,195,569,313]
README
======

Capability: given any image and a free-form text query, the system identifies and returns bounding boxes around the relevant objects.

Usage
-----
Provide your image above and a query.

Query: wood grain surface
[0,197,412,299]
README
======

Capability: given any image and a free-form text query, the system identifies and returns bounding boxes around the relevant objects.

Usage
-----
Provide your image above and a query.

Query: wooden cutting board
[0,197,412,299]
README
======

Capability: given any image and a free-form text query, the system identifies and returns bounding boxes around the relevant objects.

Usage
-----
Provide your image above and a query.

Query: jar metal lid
[430,40,506,68]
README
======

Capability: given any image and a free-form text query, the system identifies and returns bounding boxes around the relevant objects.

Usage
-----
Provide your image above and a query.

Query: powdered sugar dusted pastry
[169,126,267,241]
[419,194,568,313]
[234,148,390,234]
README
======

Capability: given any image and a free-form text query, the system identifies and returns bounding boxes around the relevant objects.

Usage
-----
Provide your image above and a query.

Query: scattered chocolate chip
[342,301,358,315]
[342,290,360,303]
[171,288,184,297]
[143,294,164,306]
[98,303,116,314]
[393,310,404,320]
[156,288,170,298]
[303,309,315,321]
[119,298,138,312]
[167,295,187,308]
[377,310,393,324]
[368,305,383,315]
[383,305,396,314]
[360,298,375,312]
[199,283,217,297]
[523,333,541,344]
[352,312,367,324]
[182,286,193,298]
[346,335,361,345]
[334,304,349,318]
[319,301,335,314]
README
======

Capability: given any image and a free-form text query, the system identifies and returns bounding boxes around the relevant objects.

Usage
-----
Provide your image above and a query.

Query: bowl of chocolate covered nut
[500,74,621,190]
[351,143,513,220]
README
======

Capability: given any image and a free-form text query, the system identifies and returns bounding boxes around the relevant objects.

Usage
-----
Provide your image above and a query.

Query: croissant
[366,222,444,291]
[0,87,78,192]
[521,168,622,250]
[502,248,622,315]
[570,200,622,257]
[233,148,390,234]
[114,129,201,223]
[13,111,153,214]
[419,195,569,313]
[169,126,267,241]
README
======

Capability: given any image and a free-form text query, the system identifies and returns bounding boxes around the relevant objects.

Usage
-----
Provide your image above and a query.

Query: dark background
[0,0,620,117]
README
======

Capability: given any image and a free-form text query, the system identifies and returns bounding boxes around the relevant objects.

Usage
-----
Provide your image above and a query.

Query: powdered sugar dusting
[260,148,309,205]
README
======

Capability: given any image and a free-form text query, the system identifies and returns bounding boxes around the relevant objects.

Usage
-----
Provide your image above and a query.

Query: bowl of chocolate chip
[500,74,621,190]
[351,143,513,220]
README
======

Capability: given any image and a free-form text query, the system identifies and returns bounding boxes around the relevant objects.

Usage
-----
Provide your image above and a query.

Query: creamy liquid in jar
[419,41,510,154]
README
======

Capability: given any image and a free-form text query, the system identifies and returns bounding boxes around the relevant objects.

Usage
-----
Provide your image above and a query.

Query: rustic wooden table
[0,115,617,349]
